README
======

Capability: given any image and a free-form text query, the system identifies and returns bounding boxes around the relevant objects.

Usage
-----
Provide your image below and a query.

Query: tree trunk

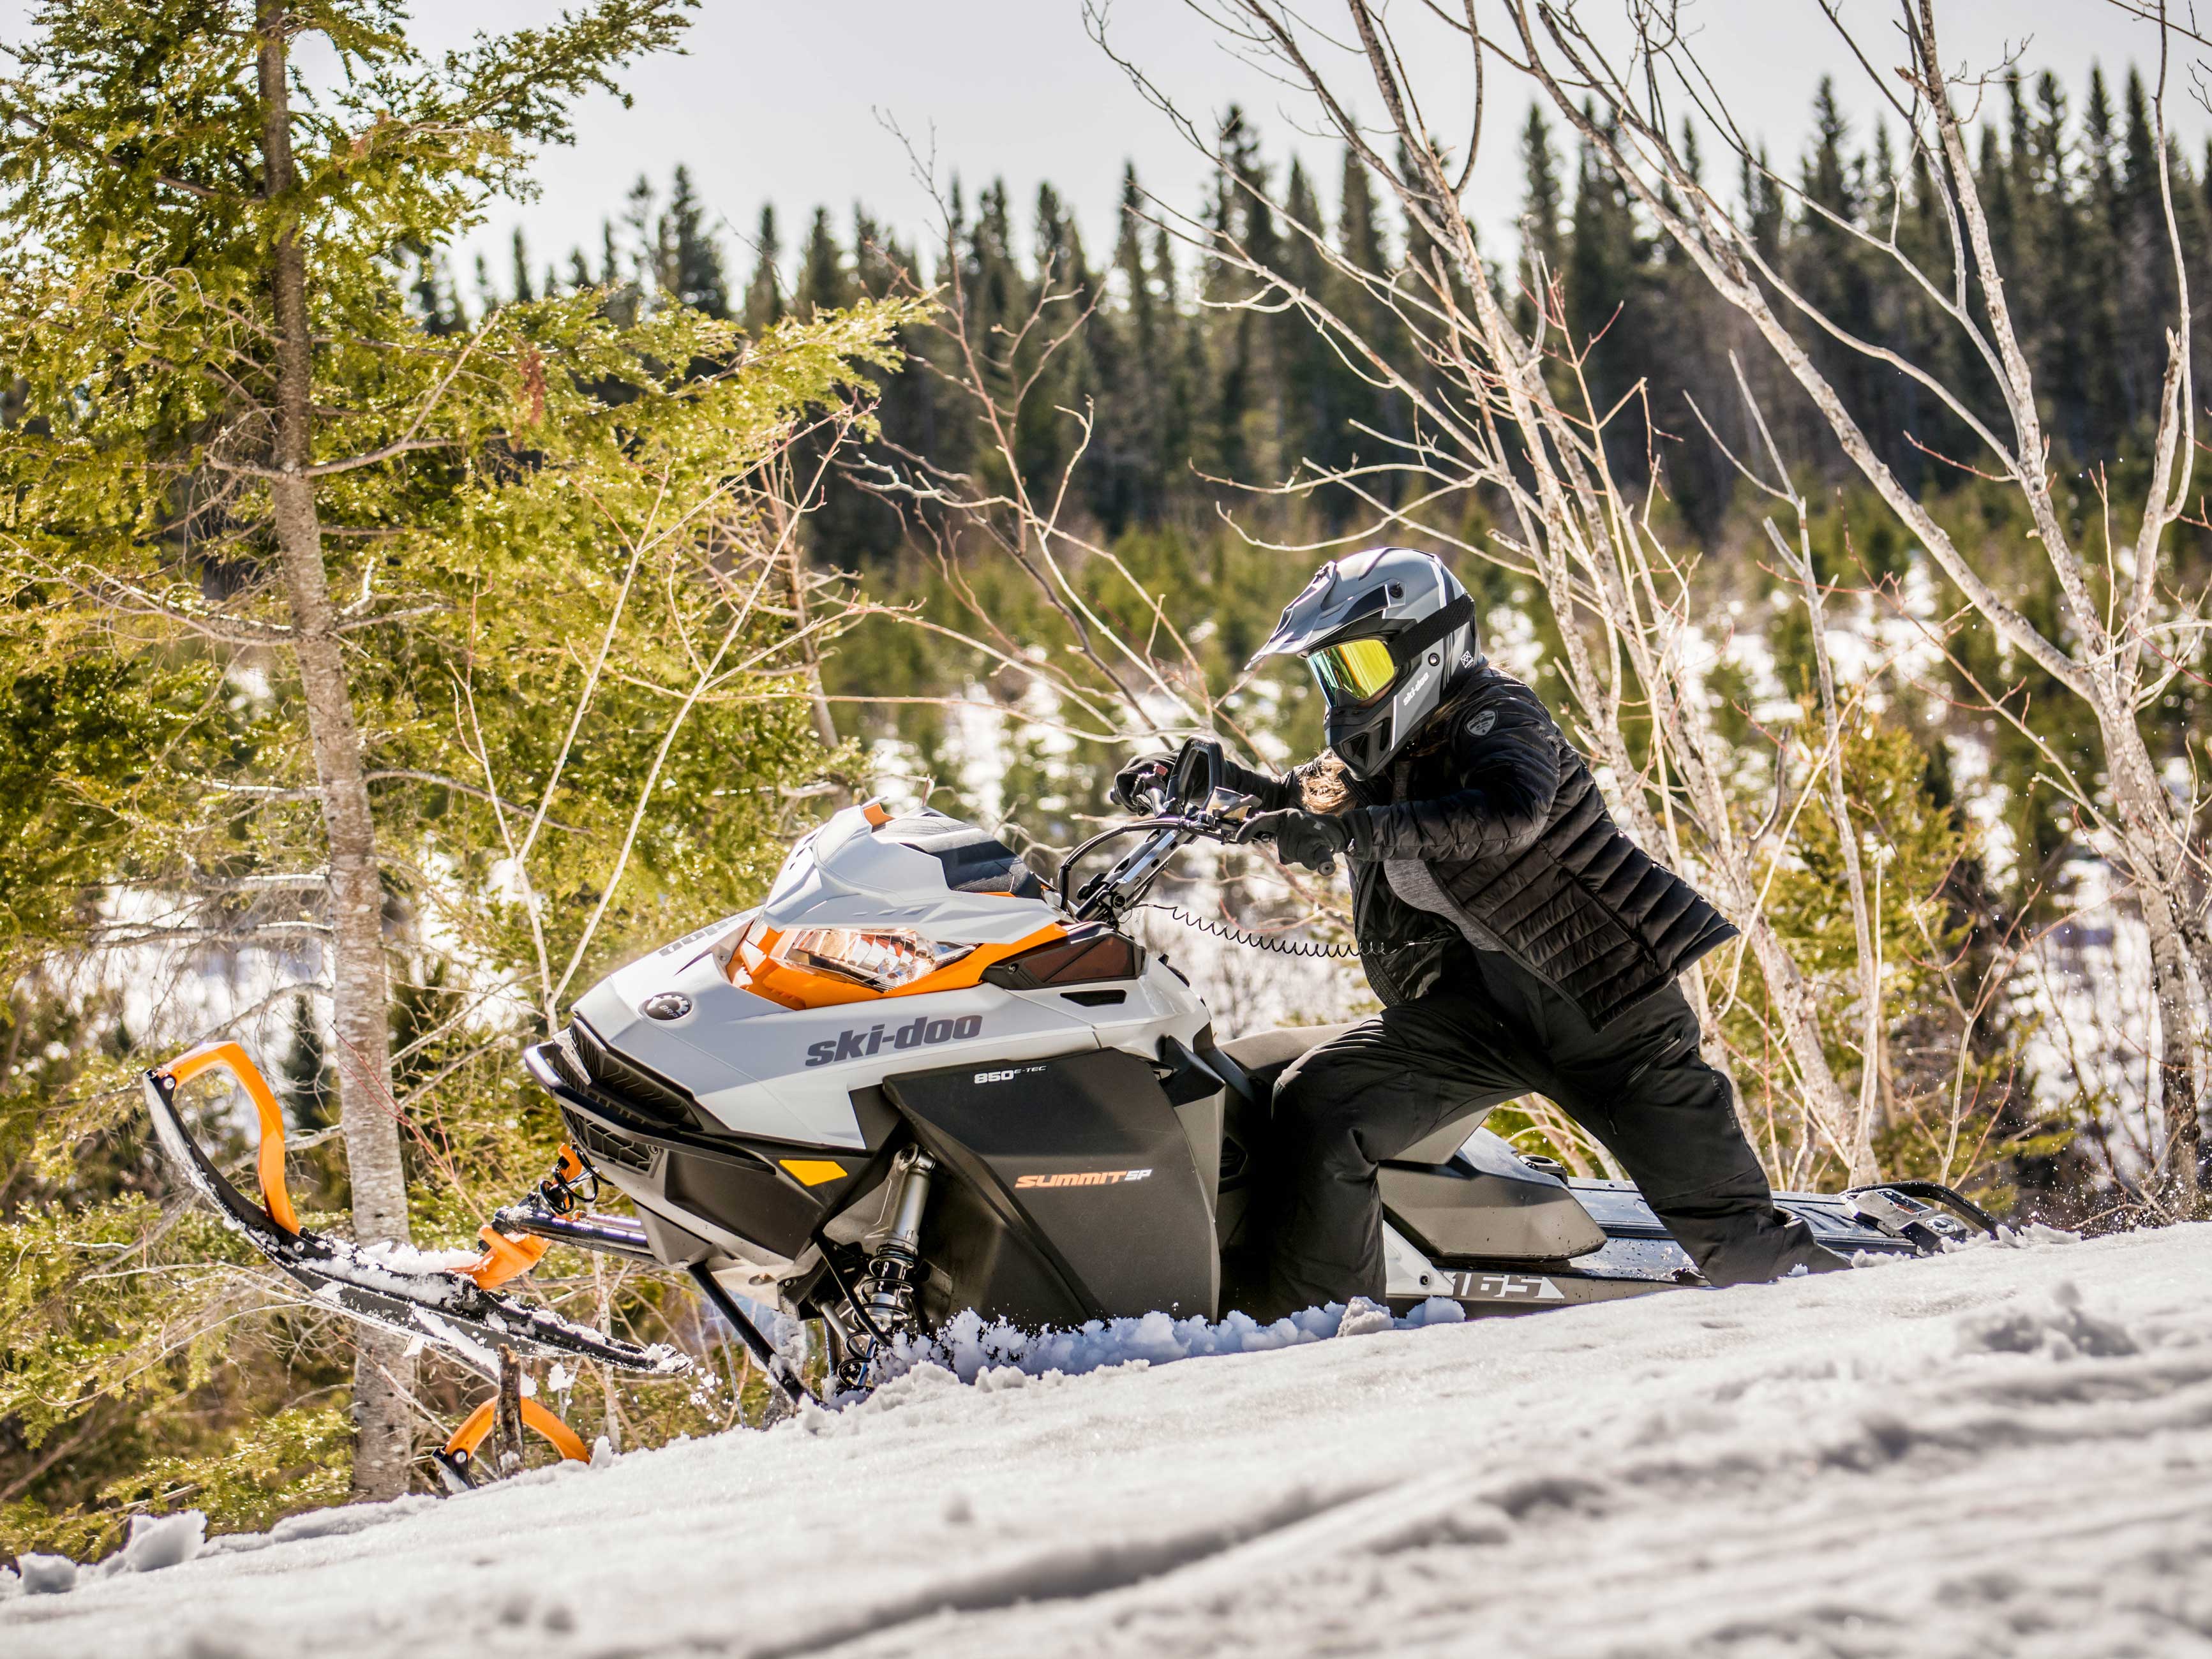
[257,3,416,1499]
[768,488,844,763]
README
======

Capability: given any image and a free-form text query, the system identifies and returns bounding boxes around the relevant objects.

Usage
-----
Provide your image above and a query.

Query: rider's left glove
[1113,738,1226,812]
[1110,754,1177,813]
[1235,808,1352,874]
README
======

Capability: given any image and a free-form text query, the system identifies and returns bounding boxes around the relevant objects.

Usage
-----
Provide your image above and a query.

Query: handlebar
[1054,796,1252,925]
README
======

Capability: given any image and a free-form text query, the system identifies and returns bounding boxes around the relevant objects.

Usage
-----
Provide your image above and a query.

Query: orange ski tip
[158,1041,299,1236]
[440,1397,588,1465]
[862,800,893,828]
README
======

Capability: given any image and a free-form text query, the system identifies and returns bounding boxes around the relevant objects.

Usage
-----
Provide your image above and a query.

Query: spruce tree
[797,205,854,316]
[1104,163,1166,525]
[512,227,536,304]
[661,164,731,318]
[1520,105,1567,280]
[0,0,902,1515]
[744,204,786,332]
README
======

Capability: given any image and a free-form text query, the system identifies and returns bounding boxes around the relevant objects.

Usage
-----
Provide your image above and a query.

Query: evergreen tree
[797,205,854,316]
[1100,163,1167,528]
[659,164,730,318]
[1520,105,1567,287]
[744,204,785,332]
[1331,144,1403,477]
[511,227,535,303]
[0,0,902,1532]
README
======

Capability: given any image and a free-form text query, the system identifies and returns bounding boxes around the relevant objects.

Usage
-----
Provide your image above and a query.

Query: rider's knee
[1271,1053,1377,1150]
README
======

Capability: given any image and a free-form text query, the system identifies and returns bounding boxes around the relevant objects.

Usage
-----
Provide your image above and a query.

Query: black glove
[1236,807,1353,873]
[1111,752,1177,812]
[1113,738,1226,812]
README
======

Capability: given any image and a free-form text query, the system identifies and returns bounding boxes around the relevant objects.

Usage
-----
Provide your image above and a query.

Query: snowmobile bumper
[142,1048,689,1383]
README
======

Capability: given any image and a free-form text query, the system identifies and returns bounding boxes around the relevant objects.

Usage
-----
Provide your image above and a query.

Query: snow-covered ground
[8,1224,2209,1658]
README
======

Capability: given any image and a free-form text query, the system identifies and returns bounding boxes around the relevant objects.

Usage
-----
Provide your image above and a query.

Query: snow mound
[6,1224,2208,1659]
[14,1554,76,1596]
[879,1293,1470,1388]
[119,1511,203,1573]
[1954,1279,2139,1360]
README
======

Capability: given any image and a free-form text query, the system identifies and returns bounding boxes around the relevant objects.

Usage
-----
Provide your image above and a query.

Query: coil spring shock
[839,1150,936,1388]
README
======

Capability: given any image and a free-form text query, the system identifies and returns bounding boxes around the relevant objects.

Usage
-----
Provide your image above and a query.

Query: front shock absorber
[856,1149,936,1348]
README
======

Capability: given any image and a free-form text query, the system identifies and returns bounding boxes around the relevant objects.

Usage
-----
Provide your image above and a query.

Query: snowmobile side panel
[913,1166,1098,1332]
[885,1046,1218,1322]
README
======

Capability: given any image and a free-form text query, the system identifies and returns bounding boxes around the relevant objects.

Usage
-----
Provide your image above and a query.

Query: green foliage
[0,0,911,1552]
[101,1404,354,1540]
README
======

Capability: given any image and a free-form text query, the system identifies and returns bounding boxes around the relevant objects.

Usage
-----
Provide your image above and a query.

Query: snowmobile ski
[432,1389,591,1492]
[143,1045,689,1383]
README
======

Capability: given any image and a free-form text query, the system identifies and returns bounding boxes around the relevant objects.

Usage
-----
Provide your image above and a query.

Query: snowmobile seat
[1213,1022,1496,1167]
[1212,1023,1357,1112]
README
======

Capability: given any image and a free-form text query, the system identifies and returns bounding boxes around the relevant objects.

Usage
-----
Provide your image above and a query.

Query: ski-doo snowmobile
[144,758,1998,1429]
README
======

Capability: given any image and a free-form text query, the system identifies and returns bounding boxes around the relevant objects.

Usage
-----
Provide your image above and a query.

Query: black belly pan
[885,1047,1216,1323]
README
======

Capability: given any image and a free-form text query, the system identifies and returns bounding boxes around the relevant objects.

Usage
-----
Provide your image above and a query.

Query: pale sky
[3,2,2197,288]
[435,0,2203,291]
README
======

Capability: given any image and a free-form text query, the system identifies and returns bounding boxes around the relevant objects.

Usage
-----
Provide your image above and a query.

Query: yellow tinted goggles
[1307,637,1400,707]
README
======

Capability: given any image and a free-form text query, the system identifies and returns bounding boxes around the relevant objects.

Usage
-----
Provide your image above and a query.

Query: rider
[1114,547,1846,1318]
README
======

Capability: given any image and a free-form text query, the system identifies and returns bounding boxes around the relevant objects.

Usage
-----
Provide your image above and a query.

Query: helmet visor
[1307,637,1399,709]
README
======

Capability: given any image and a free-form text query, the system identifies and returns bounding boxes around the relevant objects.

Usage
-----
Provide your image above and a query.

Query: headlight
[768,926,973,992]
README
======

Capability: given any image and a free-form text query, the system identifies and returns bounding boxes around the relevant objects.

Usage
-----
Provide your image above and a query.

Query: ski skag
[142,1045,687,1385]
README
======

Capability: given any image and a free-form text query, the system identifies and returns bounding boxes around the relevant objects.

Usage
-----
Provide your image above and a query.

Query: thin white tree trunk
[257,3,415,1499]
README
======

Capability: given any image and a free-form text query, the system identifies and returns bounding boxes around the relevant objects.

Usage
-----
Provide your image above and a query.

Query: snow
[6,1224,2210,1658]
[354,1241,486,1276]
[117,1512,204,1574]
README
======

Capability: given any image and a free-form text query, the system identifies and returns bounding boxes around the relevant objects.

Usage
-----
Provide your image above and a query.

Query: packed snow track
[5,1224,2208,1658]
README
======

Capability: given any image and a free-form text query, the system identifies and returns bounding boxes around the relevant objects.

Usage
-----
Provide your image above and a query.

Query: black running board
[144,1069,689,1382]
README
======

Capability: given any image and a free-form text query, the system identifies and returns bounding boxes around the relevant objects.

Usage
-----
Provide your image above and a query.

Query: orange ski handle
[155,1042,299,1235]
[458,1142,596,1288]
[440,1395,590,1465]
[462,1224,549,1290]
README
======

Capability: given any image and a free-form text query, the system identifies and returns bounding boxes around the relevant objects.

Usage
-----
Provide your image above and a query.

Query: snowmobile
[144,760,1998,1450]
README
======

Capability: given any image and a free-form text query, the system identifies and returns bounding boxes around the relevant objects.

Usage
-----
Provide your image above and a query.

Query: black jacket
[1232,666,1738,1029]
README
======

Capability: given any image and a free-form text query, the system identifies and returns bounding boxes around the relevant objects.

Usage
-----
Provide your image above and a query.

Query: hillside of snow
[6,1224,2209,1659]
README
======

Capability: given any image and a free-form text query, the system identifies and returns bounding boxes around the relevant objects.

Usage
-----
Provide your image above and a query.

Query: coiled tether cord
[1146,904,1357,960]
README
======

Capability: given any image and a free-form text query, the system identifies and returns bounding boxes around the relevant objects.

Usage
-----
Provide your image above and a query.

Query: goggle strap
[1387,592,1476,667]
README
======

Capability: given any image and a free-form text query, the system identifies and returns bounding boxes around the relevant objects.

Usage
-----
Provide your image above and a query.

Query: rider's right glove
[1235,807,1352,874]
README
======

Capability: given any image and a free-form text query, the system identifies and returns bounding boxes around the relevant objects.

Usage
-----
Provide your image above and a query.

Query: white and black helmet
[1246,548,1481,778]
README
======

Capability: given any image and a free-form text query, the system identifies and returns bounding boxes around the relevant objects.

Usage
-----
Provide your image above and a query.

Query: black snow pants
[1260,947,1845,1314]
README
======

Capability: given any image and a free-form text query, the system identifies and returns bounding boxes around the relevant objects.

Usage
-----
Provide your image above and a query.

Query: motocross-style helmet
[1246,548,1481,778]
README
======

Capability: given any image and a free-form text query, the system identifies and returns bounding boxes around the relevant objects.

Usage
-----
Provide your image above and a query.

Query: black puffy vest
[1336,666,1738,1029]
